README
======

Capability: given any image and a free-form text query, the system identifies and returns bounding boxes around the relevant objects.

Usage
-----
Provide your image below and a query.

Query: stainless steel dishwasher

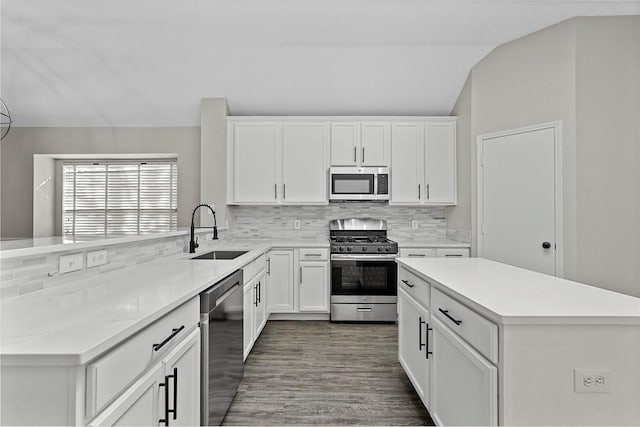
[200,269,244,426]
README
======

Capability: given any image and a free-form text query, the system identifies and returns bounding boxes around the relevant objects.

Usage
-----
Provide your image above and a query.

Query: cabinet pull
[445,254,463,257]
[305,253,322,257]
[283,183,286,200]
[169,367,177,420]
[274,183,277,199]
[299,266,302,284]
[158,371,172,426]
[357,307,372,312]
[353,146,357,163]
[257,281,261,304]
[362,146,365,163]
[418,184,421,200]
[425,324,433,359]
[153,325,185,351]
[408,254,426,258]
[418,316,426,351]
[401,279,414,288]
[439,308,462,326]
[267,258,271,275]
[254,284,258,307]
[427,184,430,200]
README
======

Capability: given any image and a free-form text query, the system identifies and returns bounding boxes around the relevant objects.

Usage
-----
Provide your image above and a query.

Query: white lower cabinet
[243,256,268,359]
[398,288,431,406]
[298,260,329,312]
[89,328,201,427]
[243,281,256,359]
[254,269,268,336]
[430,317,497,426]
[267,250,295,313]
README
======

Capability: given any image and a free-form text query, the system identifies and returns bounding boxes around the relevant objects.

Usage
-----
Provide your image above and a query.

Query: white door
[330,122,359,166]
[397,288,430,406]
[254,269,268,336]
[390,122,423,204]
[430,318,497,427]
[232,122,281,203]
[162,328,200,427]
[425,122,456,204]
[478,124,559,275]
[267,250,295,313]
[298,261,329,312]
[361,122,390,167]
[282,122,329,204]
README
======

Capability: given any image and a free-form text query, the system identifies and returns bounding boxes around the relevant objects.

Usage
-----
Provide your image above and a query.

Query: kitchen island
[397,257,640,426]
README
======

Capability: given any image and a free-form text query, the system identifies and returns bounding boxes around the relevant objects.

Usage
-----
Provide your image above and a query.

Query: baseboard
[268,313,330,321]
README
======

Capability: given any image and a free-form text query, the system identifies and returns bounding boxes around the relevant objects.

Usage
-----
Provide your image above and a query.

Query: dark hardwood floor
[223,320,434,426]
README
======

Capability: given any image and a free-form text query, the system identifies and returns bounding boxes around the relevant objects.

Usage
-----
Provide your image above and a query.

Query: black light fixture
[1,98,13,140]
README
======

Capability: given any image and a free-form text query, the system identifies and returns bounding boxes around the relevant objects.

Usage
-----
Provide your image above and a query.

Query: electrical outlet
[574,369,611,393]
[86,249,108,268]
[59,253,83,274]
[411,220,418,229]
[294,219,301,230]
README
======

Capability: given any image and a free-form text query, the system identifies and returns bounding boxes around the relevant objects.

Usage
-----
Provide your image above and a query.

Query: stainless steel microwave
[329,167,390,201]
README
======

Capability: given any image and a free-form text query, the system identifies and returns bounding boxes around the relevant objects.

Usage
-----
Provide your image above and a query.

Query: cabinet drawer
[398,267,430,308]
[86,297,199,418]
[398,248,436,258]
[431,287,498,363]
[436,248,469,258]
[299,248,329,261]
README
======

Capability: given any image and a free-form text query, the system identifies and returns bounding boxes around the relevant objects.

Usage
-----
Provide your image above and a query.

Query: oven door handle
[330,254,398,261]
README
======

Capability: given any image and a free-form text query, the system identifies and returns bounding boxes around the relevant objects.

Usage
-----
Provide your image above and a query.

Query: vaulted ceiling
[2,0,639,127]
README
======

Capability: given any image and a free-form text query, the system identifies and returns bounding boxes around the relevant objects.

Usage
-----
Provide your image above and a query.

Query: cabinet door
[254,269,268,336]
[330,122,359,166]
[162,328,200,427]
[430,317,497,427]
[424,122,456,204]
[361,122,390,167]
[398,288,430,407]
[243,283,255,360]
[282,122,329,204]
[267,250,295,313]
[87,363,163,427]
[231,122,281,203]
[298,261,329,312]
[390,122,423,204]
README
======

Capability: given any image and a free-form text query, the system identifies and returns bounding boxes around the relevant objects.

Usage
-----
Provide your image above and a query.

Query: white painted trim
[34,153,178,160]
[476,121,563,277]
[228,116,457,123]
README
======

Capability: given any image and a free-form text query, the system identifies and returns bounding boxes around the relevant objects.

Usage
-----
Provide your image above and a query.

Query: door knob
[542,242,551,249]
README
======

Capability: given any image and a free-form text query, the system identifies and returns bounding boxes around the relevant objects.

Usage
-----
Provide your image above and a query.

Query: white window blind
[63,160,178,236]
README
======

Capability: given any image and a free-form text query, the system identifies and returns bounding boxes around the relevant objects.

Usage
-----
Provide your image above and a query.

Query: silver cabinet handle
[267,258,271,275]
[357,307,372,312]
[408,254,426,257]
[299,266,302,284]
[283,183,286,200]
[418,184,421,200]
[445,254,463,257]
[353,146,357,163]
[427,184,430,200]
[274,183,277,199]
[305,253,322,257]
[362,147,365,163]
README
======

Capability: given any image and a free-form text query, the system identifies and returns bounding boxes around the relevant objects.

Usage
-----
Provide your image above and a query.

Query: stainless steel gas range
[329,218,398,322]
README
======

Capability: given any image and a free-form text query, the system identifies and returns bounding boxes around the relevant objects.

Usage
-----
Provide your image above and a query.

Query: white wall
[450,16,640,296]
[573,17,640,296]
[1,127,200,238]
[32,156,56,237]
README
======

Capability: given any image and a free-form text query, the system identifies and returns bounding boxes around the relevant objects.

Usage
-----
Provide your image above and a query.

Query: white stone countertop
[397,257,640,326]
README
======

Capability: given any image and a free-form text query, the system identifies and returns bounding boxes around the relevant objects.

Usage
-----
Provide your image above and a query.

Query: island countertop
[396,257,640,325]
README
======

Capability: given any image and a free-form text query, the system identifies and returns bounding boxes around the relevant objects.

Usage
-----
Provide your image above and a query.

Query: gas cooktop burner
[329,218,398,255]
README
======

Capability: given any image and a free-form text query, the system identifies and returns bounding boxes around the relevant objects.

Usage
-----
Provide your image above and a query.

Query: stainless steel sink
[191,250,249,260]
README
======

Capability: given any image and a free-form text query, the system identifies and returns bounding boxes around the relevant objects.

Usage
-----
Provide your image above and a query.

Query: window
[62,160,178,236]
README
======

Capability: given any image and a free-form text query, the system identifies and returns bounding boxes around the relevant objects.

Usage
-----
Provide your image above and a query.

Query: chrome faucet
[190,204,218,253]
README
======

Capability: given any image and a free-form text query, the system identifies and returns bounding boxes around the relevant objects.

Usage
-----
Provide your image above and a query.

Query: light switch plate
[59,253,83,274]
[87,249,108,268]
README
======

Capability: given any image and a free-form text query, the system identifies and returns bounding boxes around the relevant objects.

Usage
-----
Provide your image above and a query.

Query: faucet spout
[189,203,218,253]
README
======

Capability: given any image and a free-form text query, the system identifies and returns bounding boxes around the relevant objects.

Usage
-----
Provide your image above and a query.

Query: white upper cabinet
[390,119,456,206]
[282,122,330,204]
[228,119,329,205]
[229,121,281,203]
[330,121,390,167]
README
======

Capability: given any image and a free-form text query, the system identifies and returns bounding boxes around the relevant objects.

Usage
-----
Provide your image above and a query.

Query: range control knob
[362,247,367,252]
[385,247,391,252]
[347,247,352,252]
[377,247,383,252]
[339,247,344,252]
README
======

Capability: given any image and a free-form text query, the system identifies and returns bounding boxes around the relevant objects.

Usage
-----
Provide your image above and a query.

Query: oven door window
[331,260,397,295]
[331,174,374,195]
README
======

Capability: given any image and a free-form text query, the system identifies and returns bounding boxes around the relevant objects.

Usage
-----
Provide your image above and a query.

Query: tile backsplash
[229,203,448,241]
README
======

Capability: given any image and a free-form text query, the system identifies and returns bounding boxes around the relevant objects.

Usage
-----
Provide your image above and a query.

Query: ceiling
[2,0,639,127]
